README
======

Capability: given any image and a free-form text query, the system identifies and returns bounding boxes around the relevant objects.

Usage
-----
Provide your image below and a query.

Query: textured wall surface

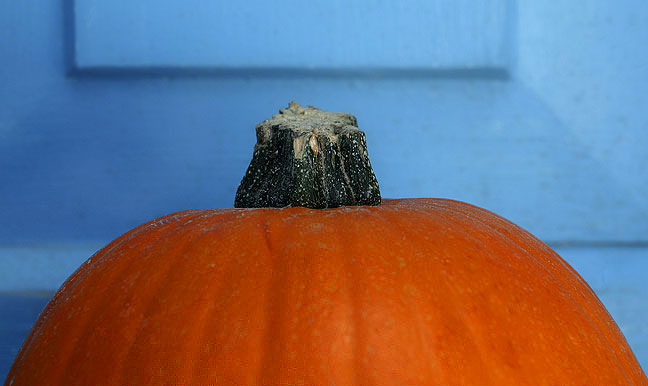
[1,0,647,377]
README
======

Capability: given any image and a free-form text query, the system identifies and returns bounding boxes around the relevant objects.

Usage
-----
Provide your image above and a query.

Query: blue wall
[1,0,647,372]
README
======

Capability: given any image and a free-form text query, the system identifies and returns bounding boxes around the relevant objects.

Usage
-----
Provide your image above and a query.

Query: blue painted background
[1,0,647,375]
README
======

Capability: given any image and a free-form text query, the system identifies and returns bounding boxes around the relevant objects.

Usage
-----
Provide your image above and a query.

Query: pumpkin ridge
[156,210,247,384]
[186,212,264,384]
[441,201,645,384]
[13,209,199,369]
[113,210,223,385]
[67,210,211,385]
[432,201,637,384]
[249,208,372,384]
[371,207,454,384]
[384,203,499,384]
[342,231,363,386]
[444,200,607,307]
[6,210,203,386]
[255,211,288,384]
[58,210,201,385]
[4,225,132,383]
[427,202,576,383]
[325,208,375,385]
[309,211,359,385]
[173,209,281,384]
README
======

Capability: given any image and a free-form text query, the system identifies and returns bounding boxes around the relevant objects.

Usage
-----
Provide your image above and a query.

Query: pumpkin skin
[5,199,647,385]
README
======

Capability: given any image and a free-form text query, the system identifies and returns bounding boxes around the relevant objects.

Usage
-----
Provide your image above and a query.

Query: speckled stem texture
[235,101,381,208]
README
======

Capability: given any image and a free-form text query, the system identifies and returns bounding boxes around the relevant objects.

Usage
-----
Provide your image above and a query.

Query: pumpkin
[5,102,647,385]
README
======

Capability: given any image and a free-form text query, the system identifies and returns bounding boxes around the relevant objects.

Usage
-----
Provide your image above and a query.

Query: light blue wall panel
[517,1,648,229]
[74,0,512,72]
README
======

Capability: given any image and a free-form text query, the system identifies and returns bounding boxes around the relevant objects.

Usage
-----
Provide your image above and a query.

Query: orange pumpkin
[6,103,647,385]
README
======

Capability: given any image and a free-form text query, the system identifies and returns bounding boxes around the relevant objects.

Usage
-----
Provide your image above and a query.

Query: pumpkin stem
[235,101,381,209]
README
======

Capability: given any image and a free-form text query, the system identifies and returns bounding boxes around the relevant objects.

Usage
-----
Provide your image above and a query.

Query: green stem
[235,101,381,209]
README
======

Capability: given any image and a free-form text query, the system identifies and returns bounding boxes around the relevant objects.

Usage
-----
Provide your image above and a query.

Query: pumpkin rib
[176,209,274,385]
[341,208,395,385]
[248,207,389,385]
[62,210,201,298]
[367,206,442,383]
[329,209,361,384]
[315,209,362,385]
[430,202,595,381]
[342,228,364,386]
[254,211,288,385]
[448,199,610,314]
[432,202,616,382]
[317,204,490,384]
[369,206,462,385]
[433,200,637,384]
[6,210,204,386]
[439,200,641,377]
[427,205,524,383]
[441,199,604,300]
[186,210,267,385]
[161,209,252,385]
[113,210,224,385]
[387,203,512,384]
[63,210,210,386]
[443,199,609,313]
[55,210,207,386]
[254,208,361,385]
[6,209,195,380]
[394,199,604,382]
[165,221,219,385]
[308,207,374,384]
